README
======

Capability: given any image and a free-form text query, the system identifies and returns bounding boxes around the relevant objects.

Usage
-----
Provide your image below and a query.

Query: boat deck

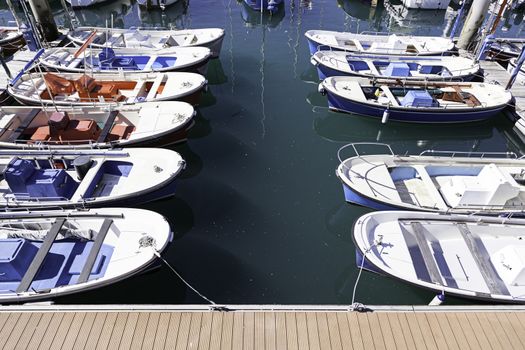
[1,304,525,349]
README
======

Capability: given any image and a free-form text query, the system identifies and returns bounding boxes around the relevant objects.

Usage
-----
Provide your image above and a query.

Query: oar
[73,30,98,59]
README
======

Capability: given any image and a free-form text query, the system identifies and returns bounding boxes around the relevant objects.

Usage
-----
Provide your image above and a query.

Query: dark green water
[5,0,525,305]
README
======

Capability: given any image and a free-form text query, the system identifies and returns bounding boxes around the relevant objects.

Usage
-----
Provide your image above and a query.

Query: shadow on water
[313,109,498,147]
[169,142,203,179]
[188,109,212,139]
[206,59,228,86]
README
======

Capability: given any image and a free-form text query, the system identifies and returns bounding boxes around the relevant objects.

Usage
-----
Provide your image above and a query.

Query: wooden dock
[0,305,525,349]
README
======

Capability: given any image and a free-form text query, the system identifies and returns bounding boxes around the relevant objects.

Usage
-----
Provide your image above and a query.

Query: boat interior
[0,154,133,203]
[384,162,525,210]
[30,73,167,103]
[48,48,179,71]
[76,30,199,48]
[360,85,482,108]
[0,217,114,294]
[0,109,136,145]
[388,218,525,296]
[346,59,453,78]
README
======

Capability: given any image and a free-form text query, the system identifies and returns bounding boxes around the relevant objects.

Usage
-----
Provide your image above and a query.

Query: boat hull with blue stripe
[336,147,525,214]
[305,30,455,56]
[319,77,511,123]
[311,51,480,81]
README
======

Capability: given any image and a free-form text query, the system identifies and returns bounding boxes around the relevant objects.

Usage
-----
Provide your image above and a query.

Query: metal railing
[419,149,518,159]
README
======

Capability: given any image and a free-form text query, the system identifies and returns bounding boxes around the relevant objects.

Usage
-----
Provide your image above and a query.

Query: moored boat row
[0,20,227,304]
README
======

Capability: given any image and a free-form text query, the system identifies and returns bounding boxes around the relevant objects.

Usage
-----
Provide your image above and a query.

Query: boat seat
[74,75,97,94]
[43,73,75,95]
[456,223,510,296]
[146,74,166,100]
[16,218,66,293]
[8,108,41,142]
[380,86,400,107]
[106,124,135,141]
[399,221,443,285]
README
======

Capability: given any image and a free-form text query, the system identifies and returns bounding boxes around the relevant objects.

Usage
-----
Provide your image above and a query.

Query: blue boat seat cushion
[401,90,439,108]
[384,62,411,77]
[26,169,79,200]
[4,158,36,195]
[0,239,38,282]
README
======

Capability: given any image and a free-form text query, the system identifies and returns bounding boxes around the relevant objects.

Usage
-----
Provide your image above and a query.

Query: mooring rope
[153,250,217,305]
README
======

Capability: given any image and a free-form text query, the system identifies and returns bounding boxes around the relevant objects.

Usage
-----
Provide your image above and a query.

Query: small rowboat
[8,71,206,107]
[0,207,172,303]
[305,30,455,56]
[354,210,525,303]
[0,26,24,56]
[68,27,225,58]
[0,148,185,209]
[318,78,511,123]
[39,46,212,75]
[336,143,525,214]
[0,102,195,149]
[311,52,480,81]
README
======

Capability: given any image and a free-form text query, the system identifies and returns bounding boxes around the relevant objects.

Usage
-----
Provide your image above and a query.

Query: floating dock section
[0,304,524,349]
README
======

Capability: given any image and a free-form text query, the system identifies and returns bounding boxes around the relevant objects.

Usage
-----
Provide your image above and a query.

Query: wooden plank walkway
[0,307,525,349]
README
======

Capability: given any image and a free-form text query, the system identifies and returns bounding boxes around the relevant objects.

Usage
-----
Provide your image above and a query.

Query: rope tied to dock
[351,237,383,312]
[153,250,217,306]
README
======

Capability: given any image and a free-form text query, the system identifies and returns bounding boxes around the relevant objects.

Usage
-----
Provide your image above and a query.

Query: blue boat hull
[326,91,503,123]
[342,182,399,210]
[307,37,337,56]
[244,0,283,12]
[354,248,383,274]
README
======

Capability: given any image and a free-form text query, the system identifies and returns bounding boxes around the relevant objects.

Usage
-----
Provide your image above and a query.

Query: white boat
[0,102,195,149]
[311,51,480,81]
[401,0,450,9]
[337,143,525,214]
[354,210,525,303]
[39,46,212,75]
[0,207,171,303]
[8,71,206,106]
[137,0,179,9]
[319,78,511,122]
[66,0,112,7]
[0,148,184,208]
[305,30,455,56]
[0,26,24,55]
[67,27,225,58]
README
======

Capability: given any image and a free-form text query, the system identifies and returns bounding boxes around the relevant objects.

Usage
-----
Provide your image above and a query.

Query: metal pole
[58,0,75,31]
[457,0,491,50]
[0,54,12,80]
[506,45,525,90]
[5,0,23,28]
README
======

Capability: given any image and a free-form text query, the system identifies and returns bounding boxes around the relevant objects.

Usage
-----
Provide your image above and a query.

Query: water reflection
[383,0,456,35]
[312,109,505,151]
[136,0,189,28]
[240,0,285,27]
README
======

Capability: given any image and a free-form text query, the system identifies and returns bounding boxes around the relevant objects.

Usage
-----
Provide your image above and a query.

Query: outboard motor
[73,156,93,180]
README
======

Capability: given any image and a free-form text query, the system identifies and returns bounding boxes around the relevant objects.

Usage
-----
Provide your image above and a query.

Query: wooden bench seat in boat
[31,117,100,143]
[456,223,510,296]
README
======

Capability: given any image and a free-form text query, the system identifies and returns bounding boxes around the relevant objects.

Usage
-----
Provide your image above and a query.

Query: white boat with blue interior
[0,207,171,303]
[354,210,525,303]
[305,30,455,56]
[0,148,184,208]
[311,51,480,81]
[67,27,225,58]
[39,46,211,75]
[337,143,525,214]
